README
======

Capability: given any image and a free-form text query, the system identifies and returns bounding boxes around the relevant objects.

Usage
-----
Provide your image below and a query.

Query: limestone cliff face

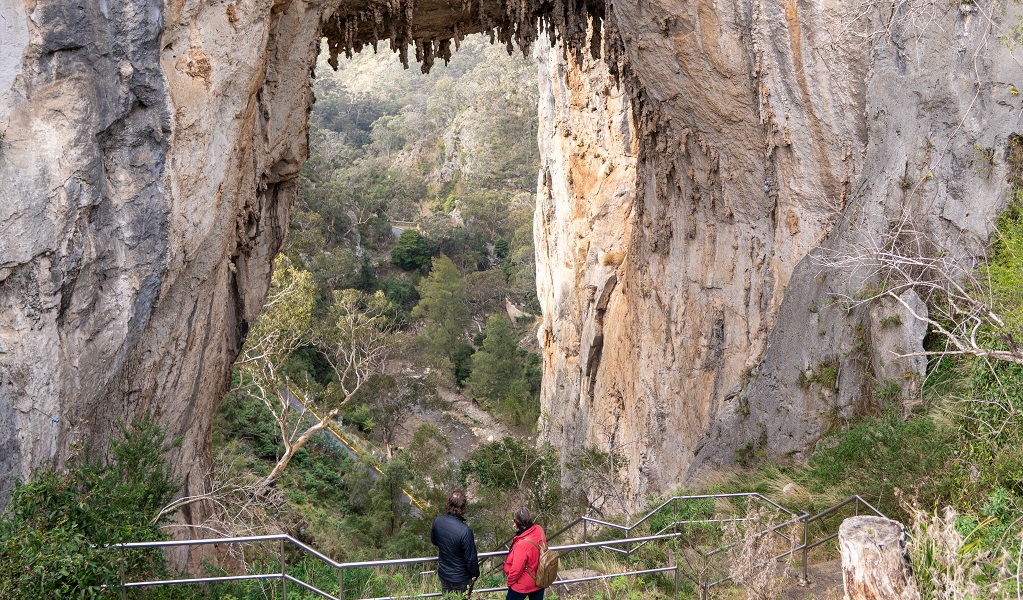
[0,0,597,508]
[534,40,639,493]
[2,0,1021,515]
[0,0,329,510]
[537,2,1023,502]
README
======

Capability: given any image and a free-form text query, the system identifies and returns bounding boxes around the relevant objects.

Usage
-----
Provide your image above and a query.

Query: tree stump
[839,516,919,600]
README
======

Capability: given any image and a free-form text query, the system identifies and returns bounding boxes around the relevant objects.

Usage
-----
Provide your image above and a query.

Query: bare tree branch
[817,221,1023,367]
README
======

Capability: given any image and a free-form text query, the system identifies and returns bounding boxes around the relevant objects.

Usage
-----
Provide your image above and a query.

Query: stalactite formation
[322,0,605,73]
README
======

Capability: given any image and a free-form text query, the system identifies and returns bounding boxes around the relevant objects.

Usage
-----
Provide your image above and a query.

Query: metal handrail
[577,493,800,562]
[797,495,886,583]
[107,492,887,599]
[111,532,686,598]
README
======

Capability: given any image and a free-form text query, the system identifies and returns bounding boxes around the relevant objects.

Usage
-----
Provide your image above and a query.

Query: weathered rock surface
[535,36,638,485]
[0,0,330,513]
[0,0,599,509]
[536,2,1023,501]
[2,0,1022,515]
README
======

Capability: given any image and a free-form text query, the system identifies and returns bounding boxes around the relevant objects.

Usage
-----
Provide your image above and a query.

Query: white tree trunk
[840,516,919,600]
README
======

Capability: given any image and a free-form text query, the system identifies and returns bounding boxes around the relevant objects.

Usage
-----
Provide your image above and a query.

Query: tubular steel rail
[108,493,886,599]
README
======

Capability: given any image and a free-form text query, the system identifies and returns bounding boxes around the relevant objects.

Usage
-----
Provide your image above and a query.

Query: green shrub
[0,419,181,599]
[806,409,952,517]
[391,229,432,271]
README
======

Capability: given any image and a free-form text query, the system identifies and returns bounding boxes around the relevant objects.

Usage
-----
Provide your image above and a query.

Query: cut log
[839,516,919,600]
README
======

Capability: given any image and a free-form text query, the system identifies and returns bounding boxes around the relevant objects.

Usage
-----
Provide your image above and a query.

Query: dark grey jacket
[430,513,480,583]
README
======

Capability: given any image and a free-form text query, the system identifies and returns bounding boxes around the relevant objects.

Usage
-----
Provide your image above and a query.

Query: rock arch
[3,0,1022,514]
[0,0,599,508]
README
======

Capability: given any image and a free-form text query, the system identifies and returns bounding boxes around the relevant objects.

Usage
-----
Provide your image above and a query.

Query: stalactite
[323,0,606,74]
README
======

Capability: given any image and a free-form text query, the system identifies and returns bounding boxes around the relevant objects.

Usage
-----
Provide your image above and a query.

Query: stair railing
[106,493,886,599]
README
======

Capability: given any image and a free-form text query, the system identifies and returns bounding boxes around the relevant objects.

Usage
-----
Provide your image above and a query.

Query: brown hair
[513,506,533,529]
[446,489,467,516]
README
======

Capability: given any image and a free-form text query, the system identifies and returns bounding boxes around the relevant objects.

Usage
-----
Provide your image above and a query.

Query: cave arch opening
[0,0,611,520]
[201,0,618,530]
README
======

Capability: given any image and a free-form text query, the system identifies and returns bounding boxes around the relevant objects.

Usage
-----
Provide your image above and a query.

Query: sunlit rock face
[536,2,1023,503]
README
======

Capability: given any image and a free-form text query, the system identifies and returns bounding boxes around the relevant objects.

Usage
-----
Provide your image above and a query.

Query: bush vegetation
[0,420,180,599]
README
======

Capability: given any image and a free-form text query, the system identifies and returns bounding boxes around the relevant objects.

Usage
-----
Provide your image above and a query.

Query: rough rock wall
[535,39,637,507]
[0,0,329,507]
[0,0,600,510]
[537,1,1023,502]
[3,0,1020,520]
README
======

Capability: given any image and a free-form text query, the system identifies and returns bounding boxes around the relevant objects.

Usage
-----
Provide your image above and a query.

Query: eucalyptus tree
[235,258,395,487]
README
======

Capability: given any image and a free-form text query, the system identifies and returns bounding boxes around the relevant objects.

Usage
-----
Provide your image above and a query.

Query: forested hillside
[294,36,540,312]
[208,37,567,565]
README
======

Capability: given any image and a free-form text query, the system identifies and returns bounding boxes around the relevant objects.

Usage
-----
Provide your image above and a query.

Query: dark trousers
[440,578,472,597]
[506,588,545,600]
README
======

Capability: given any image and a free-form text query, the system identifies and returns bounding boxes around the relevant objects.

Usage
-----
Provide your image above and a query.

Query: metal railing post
[801,515,809,584]
[338,566,344,600]
[625,513,632,567]
[673,549,680,599]
[583,519,588,569]
[281,537,287,600]
[118,545,126,600]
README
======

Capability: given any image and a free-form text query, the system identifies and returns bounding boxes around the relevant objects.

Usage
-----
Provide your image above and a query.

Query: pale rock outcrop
[537,2,1023,501]
[535,37,637,473]
[0,0,328,512]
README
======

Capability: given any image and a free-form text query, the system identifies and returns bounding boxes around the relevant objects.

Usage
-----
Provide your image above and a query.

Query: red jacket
[503,524,547,593]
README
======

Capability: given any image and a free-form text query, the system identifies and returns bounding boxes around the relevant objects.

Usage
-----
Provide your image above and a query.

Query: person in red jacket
[503,506,547,600]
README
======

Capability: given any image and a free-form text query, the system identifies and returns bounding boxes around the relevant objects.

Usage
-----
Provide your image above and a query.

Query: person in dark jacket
[431,489,480,597]
[503,506,547,600]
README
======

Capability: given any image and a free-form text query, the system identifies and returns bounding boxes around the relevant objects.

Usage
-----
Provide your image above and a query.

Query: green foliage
[980,198,1023,338]
[413,255,471,369]
[806,409,951,515]
[466,315,526,402]
[797,358,839,392]
[643,496,718,543]
[872,378,902,402]
[465,269,510,318]
[382,276,418,310]
[493,238,510,259]
[343,402,377,433]
[450,341,475,388]
[458,191,509,241]
[392,229,433,271]
[460,438,562,539]
[0,420,181,599]
[403,423,456,509]
[879,313,903,329]
[950,360,1023,504]
[252,257,317,347]
[357,374,432,450]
